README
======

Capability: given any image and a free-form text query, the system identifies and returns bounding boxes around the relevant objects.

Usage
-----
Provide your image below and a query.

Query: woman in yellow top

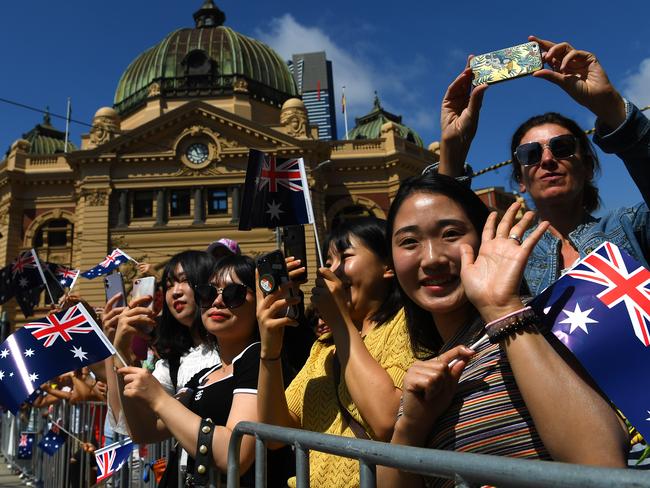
[257,217,415,488]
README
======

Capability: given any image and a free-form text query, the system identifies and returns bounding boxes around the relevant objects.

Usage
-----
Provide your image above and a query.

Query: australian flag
[239,150,314,230]
[18,432,35,459]
[38,424,67,456]
[530,241,650,440]
[0,303,116,414]
[47,263,80,290]
[81,248,133,279]
[10,249,46,317]
[95,438,133,482]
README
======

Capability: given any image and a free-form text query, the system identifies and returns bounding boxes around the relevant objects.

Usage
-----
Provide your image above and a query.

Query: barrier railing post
[254,434,266,488]
[294,442,309,488]
[359,458,376,488]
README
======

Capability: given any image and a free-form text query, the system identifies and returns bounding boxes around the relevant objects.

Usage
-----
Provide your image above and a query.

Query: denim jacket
[523,102,650,296]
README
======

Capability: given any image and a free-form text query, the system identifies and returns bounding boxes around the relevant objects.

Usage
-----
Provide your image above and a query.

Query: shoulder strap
[332,353,370,440]
[169,355,180,392]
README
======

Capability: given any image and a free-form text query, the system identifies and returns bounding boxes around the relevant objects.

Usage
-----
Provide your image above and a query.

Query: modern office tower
[288,52,338,140]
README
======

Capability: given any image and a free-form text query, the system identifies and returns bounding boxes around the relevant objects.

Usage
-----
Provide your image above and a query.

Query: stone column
[156,189,166,226]
[193,187,204,224]
[230,185,241,223]
[117,190,129,228]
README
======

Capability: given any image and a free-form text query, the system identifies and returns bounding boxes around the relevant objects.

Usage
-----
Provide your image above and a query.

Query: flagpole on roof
[342,86,349,141]
[64,97,71,153]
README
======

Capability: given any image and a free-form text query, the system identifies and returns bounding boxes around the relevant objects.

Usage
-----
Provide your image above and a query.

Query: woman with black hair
[103,250,219,438]
[257,217,415,488]
[378,173,628,487]
[118,254,271,486]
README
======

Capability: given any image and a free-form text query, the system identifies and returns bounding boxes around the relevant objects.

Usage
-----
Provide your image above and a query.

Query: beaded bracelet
[485,306,538,343]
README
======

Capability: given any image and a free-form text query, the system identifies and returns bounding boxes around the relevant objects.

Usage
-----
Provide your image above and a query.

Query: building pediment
[71,101,322,166]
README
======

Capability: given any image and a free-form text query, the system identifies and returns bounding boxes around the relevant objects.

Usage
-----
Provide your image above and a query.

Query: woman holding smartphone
[117,254,277,486]
[103,251,219,437]
[377,173,628,488]
[257,217,415,488]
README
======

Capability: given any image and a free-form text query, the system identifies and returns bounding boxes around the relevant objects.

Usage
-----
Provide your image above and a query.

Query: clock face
[186,143,209,164]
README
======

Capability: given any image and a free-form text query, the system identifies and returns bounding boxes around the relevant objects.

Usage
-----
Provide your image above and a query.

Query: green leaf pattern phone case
[470,41,543,86]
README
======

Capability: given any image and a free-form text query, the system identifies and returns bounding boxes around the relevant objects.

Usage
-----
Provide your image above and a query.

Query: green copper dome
[347,93,423,147]
[22,111,77,154]
[113,1,297,115]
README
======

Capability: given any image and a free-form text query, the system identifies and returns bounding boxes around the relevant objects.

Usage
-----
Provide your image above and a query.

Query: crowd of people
[7,37,650,487]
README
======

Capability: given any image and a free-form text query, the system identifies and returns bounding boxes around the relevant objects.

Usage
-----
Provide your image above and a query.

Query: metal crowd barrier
[227,421,650,488]
[0,401,175,487]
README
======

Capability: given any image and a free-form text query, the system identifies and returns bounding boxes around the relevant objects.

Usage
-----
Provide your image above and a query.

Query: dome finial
[193,0,225,28]
[373,91,381,110]
[43,106,52,126]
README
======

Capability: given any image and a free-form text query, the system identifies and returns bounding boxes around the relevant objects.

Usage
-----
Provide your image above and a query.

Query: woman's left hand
[118,366,167,412]
[460,202,549,322]
[310,267,351,330]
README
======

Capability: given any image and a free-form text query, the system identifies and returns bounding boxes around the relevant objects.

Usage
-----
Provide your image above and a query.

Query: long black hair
[155,250,216,361]
[510,112,601,213]
[386,173,490,358]
[324,216,402,327]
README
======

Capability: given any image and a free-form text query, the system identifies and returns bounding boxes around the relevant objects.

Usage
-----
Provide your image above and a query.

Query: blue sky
[2,1,649,213]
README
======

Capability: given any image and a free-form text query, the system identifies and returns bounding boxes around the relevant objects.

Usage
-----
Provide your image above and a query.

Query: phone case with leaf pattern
[470,41,543,86]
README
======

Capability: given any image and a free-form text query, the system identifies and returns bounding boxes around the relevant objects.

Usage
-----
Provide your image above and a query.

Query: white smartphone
[132,276,156,310]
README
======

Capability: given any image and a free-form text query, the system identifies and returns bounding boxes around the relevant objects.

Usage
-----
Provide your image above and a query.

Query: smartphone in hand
[104,272,127,308]
[257,250,300,320]
[470,41,542,86]
[132,276,156,310]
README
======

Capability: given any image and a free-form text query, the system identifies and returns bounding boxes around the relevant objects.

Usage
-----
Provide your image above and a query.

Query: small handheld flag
[239,150,314,230]
[18,432,35,459]
[38,424,67,456]
[95,438,133,482]
[530,241,650,441]
[81,249,133,279]
[0,303,116,414]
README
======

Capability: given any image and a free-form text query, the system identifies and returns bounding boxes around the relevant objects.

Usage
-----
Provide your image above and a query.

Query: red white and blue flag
[0,304,115,414]
[530,241,650,440]
[239,150,314,230]
[81,248,133,279]
[18,432,35,459]
[50,264,80,290]
[95,438,133,482]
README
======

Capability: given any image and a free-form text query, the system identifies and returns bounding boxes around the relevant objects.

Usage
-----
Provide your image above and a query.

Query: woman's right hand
[439,63,488,175]
[256,273,300,358]
[114,295,157,360]
[397,346,474,442]
[102,293,126,342]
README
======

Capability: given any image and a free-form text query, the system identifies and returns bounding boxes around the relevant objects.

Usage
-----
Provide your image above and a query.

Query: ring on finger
[508,234,522,244]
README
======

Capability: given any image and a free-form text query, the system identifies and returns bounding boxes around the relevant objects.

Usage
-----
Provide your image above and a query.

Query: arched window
[34,219,73,249]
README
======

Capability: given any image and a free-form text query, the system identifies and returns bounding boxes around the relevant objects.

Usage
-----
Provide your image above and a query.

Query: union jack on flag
[24,305,96,348]
[11,250,36,276]
[566,241,650,347]
[95,438,133,482]
[257,155,303,192]
[53,265,80,289]
[81,248,133,279]
[531,241,650,442]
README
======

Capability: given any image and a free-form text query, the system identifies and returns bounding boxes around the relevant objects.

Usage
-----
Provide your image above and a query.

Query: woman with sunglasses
[377,173,628,488]
[118,254,273,486]
[438,36,650,296]
[257,217,415,488]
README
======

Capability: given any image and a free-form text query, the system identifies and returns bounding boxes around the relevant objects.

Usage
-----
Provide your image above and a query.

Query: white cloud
[256,14,436,141]
[622,58,650,108]
[256,14,375,114]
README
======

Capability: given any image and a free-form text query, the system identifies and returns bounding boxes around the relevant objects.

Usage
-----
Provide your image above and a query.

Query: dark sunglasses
[514,134,578,166]
[194,283,249,309]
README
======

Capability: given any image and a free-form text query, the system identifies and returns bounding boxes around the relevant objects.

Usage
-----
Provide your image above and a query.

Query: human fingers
[528,35,556,53]
[128,295,154,309]
[467,82,488,116]
[267,296,300,318]
[105,293,123,312]
[543,42,574,69]
[558,48,591,73]
[481,211,499,242]
[264,316,299,330]
[521,220,550,252]
[436,345,475,366]
[507,210,536,242]
[254,269,265,308]
[494,202,522,239]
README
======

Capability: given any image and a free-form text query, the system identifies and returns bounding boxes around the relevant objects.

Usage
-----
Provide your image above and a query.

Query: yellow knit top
[284,308,414,488]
